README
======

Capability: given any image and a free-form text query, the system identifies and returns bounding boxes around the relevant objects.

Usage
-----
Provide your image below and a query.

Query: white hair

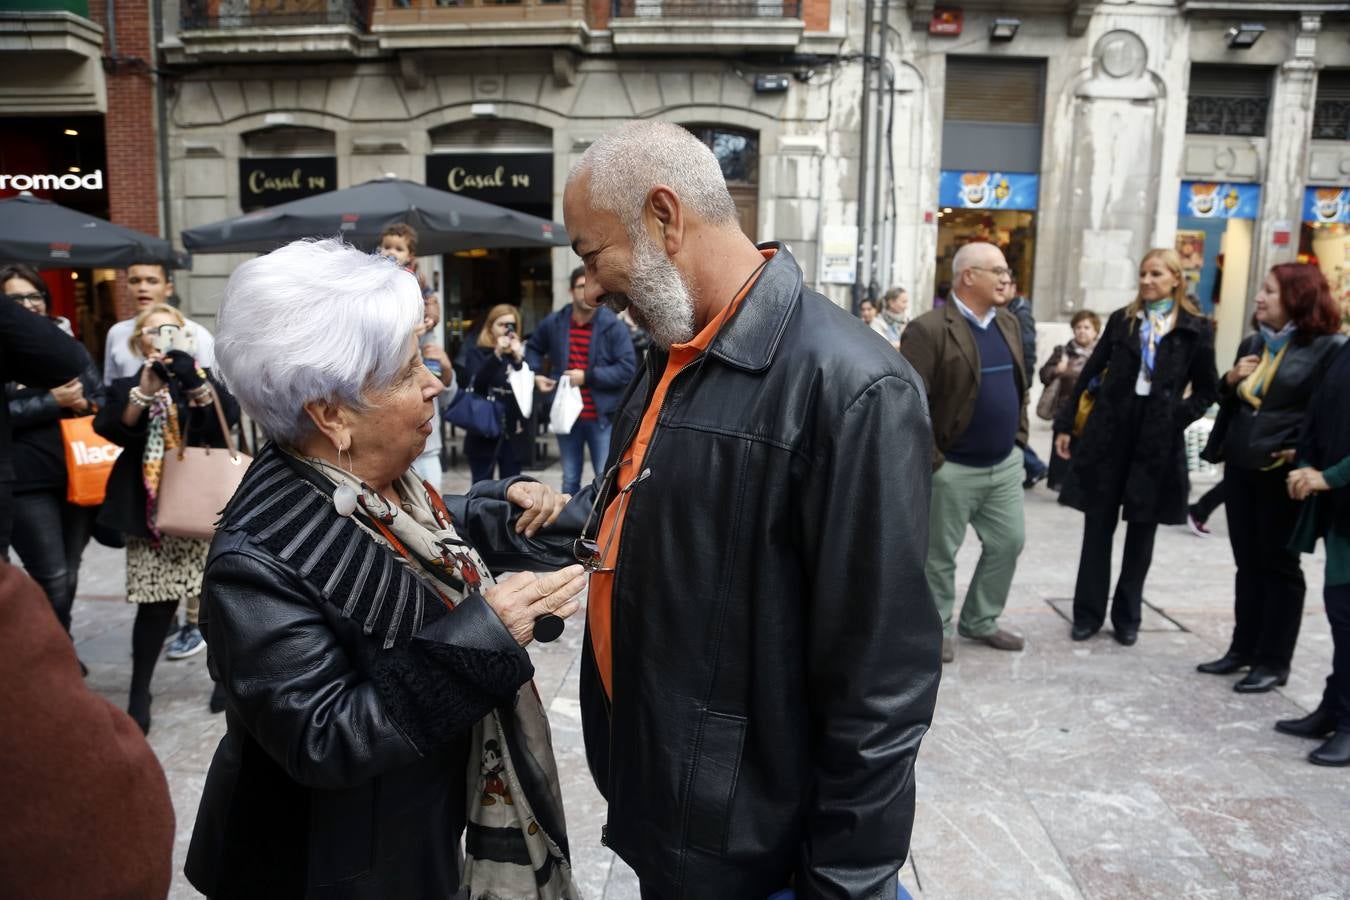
[570,120,738,235]
[214,238,422,447]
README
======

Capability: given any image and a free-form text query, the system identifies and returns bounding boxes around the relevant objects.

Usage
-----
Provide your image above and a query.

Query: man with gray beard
[563,120,940,899]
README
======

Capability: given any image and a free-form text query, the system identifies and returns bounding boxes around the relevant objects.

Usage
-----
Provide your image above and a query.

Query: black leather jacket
[186,445,568,899]
[1205,331,1347,470]
[578,245,942,899]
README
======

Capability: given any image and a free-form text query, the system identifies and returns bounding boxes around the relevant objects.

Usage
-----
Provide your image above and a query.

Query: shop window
[1175,180,1261,364]
[1299,185,1350,333]
[1313,69,1350,141]
[683,124,758,238]
[1185,65,1272,137]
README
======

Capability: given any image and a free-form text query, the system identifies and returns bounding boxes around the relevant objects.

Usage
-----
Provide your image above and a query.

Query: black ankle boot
[127,691,152,735]
[1275,707,1337,740]
[1309,731,1350,767]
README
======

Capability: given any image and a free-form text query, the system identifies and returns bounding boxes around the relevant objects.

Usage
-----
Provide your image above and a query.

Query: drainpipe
[853,0,874,310]
[869,0,889,300]
[152,0,174,259]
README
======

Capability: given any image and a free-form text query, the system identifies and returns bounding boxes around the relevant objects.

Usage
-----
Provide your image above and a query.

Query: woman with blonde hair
[1053,249,1219,645]
[455,303,527,483]
[94,302,238,731]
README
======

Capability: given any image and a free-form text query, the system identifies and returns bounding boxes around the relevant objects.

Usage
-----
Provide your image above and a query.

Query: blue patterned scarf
[1139,299,1175,379]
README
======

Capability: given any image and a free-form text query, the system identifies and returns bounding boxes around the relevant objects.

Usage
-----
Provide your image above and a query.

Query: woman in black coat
[1196,264,1346,692]
[3,264,107,637]
[456,302,528,483]
[94,304,239,732]
[1053,248,1219,646]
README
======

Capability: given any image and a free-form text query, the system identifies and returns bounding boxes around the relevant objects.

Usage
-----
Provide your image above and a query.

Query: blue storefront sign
[1177,181,1260,220]
[1303,186,1350,225]
[938,171,1039,211]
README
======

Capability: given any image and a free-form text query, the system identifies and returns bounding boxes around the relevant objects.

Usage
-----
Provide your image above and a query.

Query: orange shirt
[588,250,774,698]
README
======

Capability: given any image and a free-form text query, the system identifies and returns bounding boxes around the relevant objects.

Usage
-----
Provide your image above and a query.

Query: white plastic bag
[548,374,583,436]
[507,363,534,420]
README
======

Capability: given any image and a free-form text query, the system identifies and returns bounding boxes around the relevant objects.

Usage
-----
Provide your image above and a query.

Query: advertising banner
[938,171,1039,211]
[1303,186,1350,225]
[1177,181,1260,220]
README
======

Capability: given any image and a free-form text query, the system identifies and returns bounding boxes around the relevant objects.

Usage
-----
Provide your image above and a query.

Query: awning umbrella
[181,177,568,255]
[0,193,186,269]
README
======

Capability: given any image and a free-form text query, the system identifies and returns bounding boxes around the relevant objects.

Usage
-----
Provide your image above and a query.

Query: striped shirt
[568,317,597,421]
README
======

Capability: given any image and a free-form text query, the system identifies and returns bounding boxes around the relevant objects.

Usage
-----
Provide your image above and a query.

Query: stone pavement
[54,430,1350,899]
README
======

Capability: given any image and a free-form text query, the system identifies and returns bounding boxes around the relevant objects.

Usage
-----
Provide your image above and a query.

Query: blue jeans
[557,418,613,495]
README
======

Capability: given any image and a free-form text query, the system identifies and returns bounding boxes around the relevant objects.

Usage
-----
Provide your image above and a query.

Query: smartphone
[504,322,517,335]
[150,324,197,356]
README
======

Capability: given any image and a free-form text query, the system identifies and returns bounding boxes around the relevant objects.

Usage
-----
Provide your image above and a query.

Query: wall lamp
[1225,23,1265,49]
[990,17,1020,42]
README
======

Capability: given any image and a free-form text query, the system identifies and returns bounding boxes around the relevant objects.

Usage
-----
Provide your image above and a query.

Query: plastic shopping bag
[507,362,534,420]
[548,375,583,436]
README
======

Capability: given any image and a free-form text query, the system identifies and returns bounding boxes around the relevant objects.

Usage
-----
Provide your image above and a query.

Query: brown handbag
[155,383,251,540]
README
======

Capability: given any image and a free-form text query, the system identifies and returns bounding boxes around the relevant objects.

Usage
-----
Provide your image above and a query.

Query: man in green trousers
[901,242,1029,663]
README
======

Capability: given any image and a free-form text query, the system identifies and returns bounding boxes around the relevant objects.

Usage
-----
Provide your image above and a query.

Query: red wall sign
[930,8,963,36]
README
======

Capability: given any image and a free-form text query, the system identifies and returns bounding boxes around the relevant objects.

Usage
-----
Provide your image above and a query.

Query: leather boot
[1309,731,1350,767]
[1275,707,1336,740]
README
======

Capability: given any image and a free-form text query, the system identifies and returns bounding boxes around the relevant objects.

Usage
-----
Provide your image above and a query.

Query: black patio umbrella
[181,176,568,255]
[0,193,186,269]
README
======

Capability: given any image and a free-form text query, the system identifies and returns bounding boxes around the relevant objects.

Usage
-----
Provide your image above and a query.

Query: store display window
[1299,186,1350,333]
[935,170,1040,296]
[1175,180,1261,365]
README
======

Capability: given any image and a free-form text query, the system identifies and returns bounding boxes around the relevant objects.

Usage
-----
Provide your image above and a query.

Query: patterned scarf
[1139,299,1175,380]
[1237,322,1297,409]
[140,387,180,547]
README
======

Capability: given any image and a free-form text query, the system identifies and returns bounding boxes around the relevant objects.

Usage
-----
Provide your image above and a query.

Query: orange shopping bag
[60,415,122,506]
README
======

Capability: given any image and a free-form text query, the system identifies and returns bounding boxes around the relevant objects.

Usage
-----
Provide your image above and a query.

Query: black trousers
[9,490,96,633]
[1321,582,1350,731]
[1072,395,1156,632]
[1224,464,1306,670]
[1191,482,1226,523]
[465,433,522,484]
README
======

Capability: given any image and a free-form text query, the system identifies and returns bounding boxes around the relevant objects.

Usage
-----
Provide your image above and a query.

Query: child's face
[380,235,413,266]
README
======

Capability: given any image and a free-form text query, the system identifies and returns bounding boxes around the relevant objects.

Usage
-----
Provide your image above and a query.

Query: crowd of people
[1,116,1347,899]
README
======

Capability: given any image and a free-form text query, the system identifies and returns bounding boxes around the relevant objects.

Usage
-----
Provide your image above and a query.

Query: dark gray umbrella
[181,176,568,254]
[0,193,185,268]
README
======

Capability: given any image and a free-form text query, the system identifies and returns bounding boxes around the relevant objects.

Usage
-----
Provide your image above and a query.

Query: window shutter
[943,57,1044,125]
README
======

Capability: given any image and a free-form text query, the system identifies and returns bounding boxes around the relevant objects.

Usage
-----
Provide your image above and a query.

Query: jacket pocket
[685,711,747,855]
[308,780,376,885]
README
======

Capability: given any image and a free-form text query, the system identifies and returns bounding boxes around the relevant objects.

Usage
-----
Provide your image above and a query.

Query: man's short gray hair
[951,242,994,280]
[214,238,422,447]
[571,120,738,236]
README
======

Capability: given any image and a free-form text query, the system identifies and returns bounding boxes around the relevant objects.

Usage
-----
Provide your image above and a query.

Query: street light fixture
[990,17,1020,42]
[1225,23,1265,49]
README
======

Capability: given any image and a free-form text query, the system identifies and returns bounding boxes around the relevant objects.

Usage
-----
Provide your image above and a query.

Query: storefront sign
[239,157,336,211]
[0,170,104,191]
[1178,181,1260,220]
[938,171,1039,211]
[1303,186,1350,225]
[425,153,552,207]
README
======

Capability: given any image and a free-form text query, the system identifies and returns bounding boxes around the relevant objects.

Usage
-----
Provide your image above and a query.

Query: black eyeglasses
[969,266,1013,279]
[6,292,44,307]
[573,462,651,574]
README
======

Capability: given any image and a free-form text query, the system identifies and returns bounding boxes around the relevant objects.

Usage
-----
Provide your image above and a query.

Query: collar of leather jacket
[703,241,802,374]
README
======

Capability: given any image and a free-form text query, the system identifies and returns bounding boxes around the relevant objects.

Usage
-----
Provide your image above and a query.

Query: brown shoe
[966,628,1025,652]
[941,637,955,664]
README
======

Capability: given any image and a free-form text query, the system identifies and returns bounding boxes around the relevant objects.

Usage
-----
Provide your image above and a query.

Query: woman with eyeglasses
[93,302,240,732]
[1053,249,1219,646]
[2,263,106,643]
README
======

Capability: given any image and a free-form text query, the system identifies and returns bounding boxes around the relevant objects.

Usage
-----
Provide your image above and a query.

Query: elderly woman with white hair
[185,239,587,900]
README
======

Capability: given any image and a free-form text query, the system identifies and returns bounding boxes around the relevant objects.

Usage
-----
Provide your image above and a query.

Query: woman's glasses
[573,462,651,574]
[7,292,44,308]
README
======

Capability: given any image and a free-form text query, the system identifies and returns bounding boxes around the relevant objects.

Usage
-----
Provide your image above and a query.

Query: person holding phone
[94,303,239,733]
[455,304,528,483]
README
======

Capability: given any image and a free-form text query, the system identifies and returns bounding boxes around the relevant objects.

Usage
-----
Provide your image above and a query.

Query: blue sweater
[945,317,1021,468]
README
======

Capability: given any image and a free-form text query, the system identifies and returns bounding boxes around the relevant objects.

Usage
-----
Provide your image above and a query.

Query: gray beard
[626,236,696,349]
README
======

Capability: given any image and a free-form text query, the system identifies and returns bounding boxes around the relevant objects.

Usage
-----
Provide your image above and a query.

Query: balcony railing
[611,0,801,16]
[180,0,369,31]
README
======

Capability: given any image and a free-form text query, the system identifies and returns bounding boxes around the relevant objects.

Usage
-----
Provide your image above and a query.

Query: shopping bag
[507,362,535,420]
[60,415,121,507]
[548,375,583,436]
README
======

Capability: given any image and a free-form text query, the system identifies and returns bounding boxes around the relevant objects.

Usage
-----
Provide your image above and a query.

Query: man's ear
[303,399,352,450]
[646,185,684,256]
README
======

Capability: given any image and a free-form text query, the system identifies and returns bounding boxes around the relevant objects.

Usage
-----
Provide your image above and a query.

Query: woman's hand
[1226,354,1259,386]
[137,356,167,396]
[483,566,587,647]
[495,334,512,357]
[506,335,524,361]
[1054,433,1072,460]
[1288,468,1329,500]
[1055,356,1069,374]
[506,480,570,537]
[50,378,85,411]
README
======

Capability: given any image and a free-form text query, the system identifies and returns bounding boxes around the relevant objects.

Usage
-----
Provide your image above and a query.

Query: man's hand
[561,368,586,386]
[1054,433,1072,460]
[422,294,440,333]
[1288,468,1329,500]
[483,566,586,647]
[50,378,85,410]
[1226,354,1259,387]
[535,375,558,393]
[506,481,571,537]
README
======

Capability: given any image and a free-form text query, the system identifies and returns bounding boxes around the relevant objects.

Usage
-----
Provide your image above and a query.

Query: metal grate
[181,0,369,30]
[1185,64,1272,137]
[1314,69,1350,140]
[943,57,1045,125]
[611,0,801,17]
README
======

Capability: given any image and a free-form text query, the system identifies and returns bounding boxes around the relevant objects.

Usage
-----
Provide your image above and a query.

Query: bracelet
[128,386,153,408]
[188,383,212,399]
